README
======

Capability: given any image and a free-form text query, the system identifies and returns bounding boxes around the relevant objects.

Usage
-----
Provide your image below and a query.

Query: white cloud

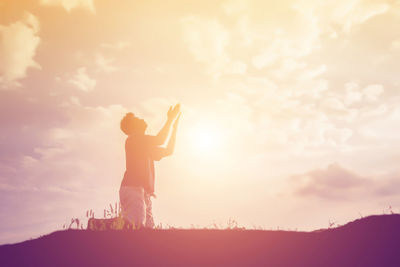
[95,54,117,73]
[331,1,390,33]
[182,16,229,62]
[181,16,230,77]
[363,84,384,102]
[0,13,40,88]
[323,97,346,111]
[249,8,320,70]
[252,50,278,69]
[344,83,384,105]
[344,82,363,105]
[298,65,327,80]
[68,67,96,91]
[294,0,391,33]
[40,0,95,13]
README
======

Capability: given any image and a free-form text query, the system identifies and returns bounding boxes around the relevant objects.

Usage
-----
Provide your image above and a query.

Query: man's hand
[167,104,180,120]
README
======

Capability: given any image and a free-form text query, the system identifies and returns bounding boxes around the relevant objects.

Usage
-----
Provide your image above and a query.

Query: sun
[189,123,224,154]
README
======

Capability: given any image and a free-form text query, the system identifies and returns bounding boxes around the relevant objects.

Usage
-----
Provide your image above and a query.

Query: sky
[1,0,400,244]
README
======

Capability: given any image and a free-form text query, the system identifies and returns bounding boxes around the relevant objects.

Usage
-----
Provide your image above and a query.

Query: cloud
[40,0,95,13]
[181,15,231,77]
[0,13,40,88]
[363,84,384,102]
[293,0,391,33]
[344,82,363,105]
[329,1,390,33]
[376,178,400,197]
[68,67,96,91]
[182,0,322,79]
[95,54,117,73]
[26,104,127,190]
[291,163,400,201]
[291,163,372,199]
[0,102,129,243]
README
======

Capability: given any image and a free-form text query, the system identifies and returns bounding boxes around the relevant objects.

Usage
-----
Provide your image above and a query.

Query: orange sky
[1,0,400,244]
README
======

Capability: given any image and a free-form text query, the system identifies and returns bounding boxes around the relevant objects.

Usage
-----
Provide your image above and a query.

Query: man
[119,104,181,228]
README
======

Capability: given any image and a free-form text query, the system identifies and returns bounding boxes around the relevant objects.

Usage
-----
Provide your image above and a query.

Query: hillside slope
[1,214,400,267]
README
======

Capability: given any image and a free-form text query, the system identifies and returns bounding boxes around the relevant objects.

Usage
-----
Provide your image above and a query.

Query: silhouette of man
[119,104,181,228]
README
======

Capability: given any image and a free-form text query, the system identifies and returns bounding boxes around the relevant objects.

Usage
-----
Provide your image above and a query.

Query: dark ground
[1,214,400,267]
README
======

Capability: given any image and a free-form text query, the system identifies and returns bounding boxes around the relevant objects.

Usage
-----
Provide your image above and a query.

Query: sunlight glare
[190,123,224,155]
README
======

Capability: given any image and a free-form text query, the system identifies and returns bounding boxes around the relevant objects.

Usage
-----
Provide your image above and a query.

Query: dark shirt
[121,134,160,194]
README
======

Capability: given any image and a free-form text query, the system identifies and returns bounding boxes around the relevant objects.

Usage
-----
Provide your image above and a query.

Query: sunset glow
[189,123,224,155]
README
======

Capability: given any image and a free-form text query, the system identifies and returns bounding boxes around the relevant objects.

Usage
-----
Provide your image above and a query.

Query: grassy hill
[1,214,400,267]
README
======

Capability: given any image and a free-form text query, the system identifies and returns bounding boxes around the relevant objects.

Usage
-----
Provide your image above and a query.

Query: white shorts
[119,186,154,228]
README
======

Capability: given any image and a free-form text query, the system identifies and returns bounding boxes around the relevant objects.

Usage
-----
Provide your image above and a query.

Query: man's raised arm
[151,113,181,161]
[164,113,180,156]
[150,104,180,146]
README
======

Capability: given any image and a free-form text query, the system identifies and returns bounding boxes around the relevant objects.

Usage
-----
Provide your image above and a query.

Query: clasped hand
[167,104,180,120]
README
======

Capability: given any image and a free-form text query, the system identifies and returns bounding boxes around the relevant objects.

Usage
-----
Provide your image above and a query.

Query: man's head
[120,112,147,135]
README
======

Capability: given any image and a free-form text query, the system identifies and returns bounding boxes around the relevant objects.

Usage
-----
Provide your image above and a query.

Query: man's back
[121,134,155,193]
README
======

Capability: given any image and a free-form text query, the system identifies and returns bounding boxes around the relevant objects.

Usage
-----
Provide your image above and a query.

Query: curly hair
[120,112,136,135]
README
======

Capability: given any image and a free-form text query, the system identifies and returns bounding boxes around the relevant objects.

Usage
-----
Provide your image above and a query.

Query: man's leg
[144,193,155,228]
[119,186,146,229]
